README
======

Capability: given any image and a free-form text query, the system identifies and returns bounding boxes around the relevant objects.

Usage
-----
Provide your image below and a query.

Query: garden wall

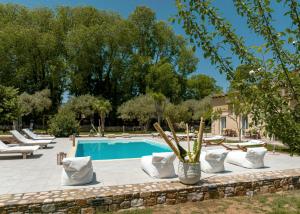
[0,168,300,213]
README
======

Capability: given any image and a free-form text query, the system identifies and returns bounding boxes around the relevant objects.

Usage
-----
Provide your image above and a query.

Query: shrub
[0,85,20,124]
[48,108,79,137]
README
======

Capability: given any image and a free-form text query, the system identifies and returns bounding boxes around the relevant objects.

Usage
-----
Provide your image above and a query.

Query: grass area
[266,144,290,153]
[98,190,300,214]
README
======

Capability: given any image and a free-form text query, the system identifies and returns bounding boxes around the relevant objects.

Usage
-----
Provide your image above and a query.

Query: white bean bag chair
[141,152,176,178]
[200,149,228,173]
[61,156,94,186]
[226,147,267,169]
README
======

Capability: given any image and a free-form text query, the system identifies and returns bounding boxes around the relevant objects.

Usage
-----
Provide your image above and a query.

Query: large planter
[178,161,201,185]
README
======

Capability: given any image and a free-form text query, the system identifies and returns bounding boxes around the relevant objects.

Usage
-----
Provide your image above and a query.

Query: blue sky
[0,0,291,91]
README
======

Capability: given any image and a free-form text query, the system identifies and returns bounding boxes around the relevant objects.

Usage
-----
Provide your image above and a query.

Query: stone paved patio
[0,137,300,195]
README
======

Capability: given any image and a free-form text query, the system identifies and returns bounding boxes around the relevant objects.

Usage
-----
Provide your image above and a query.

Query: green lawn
[98,190,300,214]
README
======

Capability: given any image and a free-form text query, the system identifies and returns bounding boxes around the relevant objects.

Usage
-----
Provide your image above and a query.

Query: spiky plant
[153,117,205,163]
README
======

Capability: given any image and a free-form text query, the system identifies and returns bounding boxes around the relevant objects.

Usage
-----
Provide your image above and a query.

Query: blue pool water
[75,140,172,160]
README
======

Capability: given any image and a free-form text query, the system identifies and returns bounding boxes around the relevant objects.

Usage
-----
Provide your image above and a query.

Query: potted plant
[153,117,205,185]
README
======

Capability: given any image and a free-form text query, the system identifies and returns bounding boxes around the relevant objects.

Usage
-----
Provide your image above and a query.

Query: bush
[48,108,79,137]
[0,85,19,124]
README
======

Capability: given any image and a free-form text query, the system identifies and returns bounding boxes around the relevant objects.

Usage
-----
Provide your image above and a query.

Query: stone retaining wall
[1,168,300,213]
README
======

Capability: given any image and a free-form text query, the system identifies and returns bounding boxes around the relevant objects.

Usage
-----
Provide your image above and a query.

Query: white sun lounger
[0,140,39,159]
[226,147,267,168]
[203,135,225,142]
[61,156,94,186]
[10,130,52,148]
[203,135,226,147]
[22,128,55,140]
[223,139,267,151]
[200,149,228,173]
[165,131,195,141]
[141,152,176,178]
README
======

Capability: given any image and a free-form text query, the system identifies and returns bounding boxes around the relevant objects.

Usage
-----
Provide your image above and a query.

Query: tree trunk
[158,115,161,126]
[100,113,105,137]
[144,121,150,132]
[42,114,45,131]
[98,119,101,135]
[237,115,242,142]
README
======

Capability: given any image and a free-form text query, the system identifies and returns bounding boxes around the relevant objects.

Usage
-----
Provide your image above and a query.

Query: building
[211,94,253,137]
[211,70,299,138]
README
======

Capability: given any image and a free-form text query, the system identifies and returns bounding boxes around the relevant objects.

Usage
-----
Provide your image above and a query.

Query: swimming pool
[75,139,172,160]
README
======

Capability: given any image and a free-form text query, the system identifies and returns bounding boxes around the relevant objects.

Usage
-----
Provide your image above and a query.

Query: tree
[18,93,35,118]
[176,0,300,153]
[0,5,67,107]
[146,60,181,101]
[0,4,218,128]
[0,85,19,124]
[18,89,52,128]
[93,99,112,136]
[48,107,79,137]
[181,97,212,121]
[64,95,96,122]
[164,103,191,124]
[150,92,168,125]
[65,5,198,108]
[117,94,156,131]
[227,91,251,142]
[186,74,221,99]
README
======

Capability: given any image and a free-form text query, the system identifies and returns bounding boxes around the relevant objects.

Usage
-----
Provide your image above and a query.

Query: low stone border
[1,168,300,213]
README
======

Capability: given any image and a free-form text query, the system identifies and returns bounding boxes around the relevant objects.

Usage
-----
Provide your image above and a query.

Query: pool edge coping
[72,137,171,161]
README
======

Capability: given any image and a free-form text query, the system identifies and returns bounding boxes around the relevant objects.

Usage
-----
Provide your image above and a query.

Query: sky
[0,0,292,91]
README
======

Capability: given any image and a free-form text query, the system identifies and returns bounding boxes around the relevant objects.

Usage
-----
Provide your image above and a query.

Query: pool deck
[0,137,300,195]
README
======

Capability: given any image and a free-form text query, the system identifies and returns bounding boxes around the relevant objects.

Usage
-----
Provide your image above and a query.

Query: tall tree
[0,4,203,127]
[186,74,221,99]
[146,60,180,101]
[0,5,67,107]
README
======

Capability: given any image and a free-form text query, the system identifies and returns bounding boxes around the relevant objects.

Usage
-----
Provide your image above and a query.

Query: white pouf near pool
[61,156,94,186]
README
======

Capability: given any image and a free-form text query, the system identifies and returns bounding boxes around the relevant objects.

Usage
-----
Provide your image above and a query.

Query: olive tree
[64,95,96,122]
[18,89,52,129]
[164,103,191,124]
[181,97,212,121]
[117,94,156,131]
